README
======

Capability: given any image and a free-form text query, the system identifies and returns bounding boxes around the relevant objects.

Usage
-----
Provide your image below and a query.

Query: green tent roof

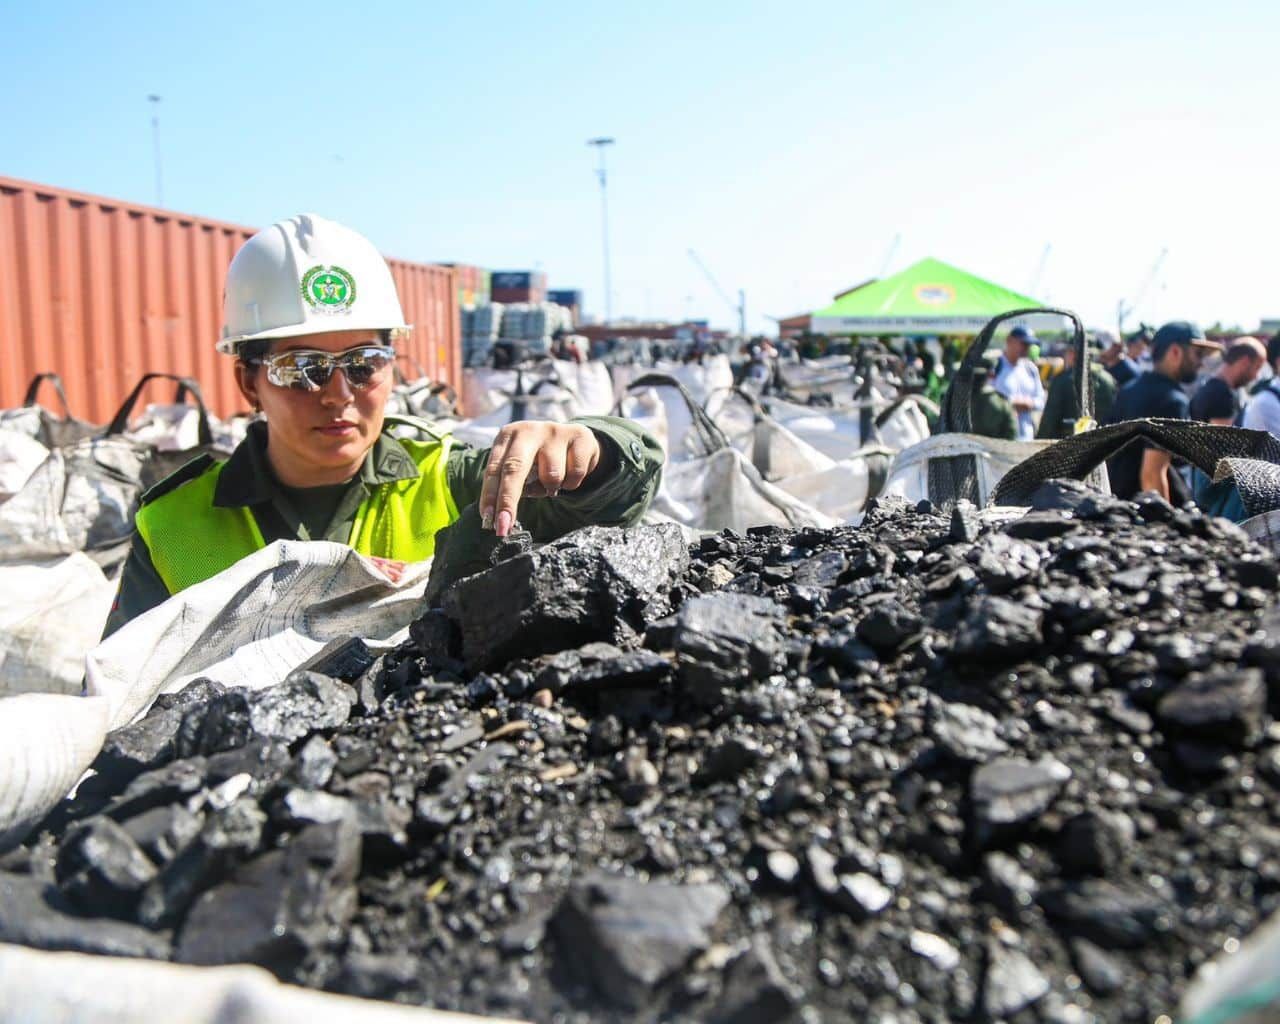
[811,257,1039,335]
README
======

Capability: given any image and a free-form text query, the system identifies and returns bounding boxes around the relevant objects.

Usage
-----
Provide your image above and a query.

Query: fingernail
[481,508,494,530]
[496,510,512,537]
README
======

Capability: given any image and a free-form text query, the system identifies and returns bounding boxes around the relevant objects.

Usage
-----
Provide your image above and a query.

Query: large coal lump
[550,872,730,1010]
[671,592,786,706]
[176,818,361,972]
[441,524,688,669]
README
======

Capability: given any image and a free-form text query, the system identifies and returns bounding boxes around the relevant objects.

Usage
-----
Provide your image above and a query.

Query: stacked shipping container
[0,176,461,423]
[441,263,491,309]
[490,270,547,304]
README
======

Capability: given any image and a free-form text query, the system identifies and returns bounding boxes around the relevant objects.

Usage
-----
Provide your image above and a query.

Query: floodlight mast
[587,137,615,324]
[147,94,164,207]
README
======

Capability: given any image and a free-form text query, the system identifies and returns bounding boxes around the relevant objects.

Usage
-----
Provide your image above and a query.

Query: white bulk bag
[0,541,432,852]
[0,943,522,1024]
[0,428,50,503]
[653,446,835,533]
[0,554,114,697]
[881,434,1052,507]
[0,440,146,565]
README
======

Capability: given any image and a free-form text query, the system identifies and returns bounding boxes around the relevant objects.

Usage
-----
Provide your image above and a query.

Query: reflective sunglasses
[259,345,396,392]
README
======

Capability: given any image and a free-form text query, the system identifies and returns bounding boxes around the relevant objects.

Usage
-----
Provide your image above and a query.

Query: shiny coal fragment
[441,524,688,670]
[550,872,730,1010]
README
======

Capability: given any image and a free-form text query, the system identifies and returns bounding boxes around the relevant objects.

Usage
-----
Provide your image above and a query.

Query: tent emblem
[914,284,955,306]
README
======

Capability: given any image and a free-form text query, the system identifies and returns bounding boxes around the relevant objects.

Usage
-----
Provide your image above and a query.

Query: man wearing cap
[1036,334,1118,440]
[991,325,1047,440]
[1240,334,1280,438]
[1190,336,1266,425]
[1105,320,1222,501]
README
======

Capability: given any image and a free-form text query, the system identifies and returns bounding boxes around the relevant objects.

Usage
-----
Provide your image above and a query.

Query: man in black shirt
[1189,336,1266,424]
[1105,321,1222,501]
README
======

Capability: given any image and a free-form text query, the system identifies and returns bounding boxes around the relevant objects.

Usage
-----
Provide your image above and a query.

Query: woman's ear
[234,361,262,413]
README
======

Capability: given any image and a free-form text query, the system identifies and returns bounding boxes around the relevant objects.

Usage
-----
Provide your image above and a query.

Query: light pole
[586,137,615,324]
[147,94,164,207]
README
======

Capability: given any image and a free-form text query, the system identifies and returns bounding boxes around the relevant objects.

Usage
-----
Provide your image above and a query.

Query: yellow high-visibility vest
[135,436,457,595]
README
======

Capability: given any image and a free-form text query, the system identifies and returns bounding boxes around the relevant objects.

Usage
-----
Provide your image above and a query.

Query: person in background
[1036,334,1118,439]
[103,214,663,637]
[1240,333,1280,437]
[966,360,1018,441]
[1189,336,1266,424]
[1100,337,1142,387]
[1126,329,1154,374]
[1105,321,1222,501]
[992,325,1046,440]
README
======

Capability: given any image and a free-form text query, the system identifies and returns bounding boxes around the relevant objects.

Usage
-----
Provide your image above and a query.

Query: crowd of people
[929,320,1280,504]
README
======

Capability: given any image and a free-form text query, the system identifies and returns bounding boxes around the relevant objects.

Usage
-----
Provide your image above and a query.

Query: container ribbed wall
[0,175,460,424]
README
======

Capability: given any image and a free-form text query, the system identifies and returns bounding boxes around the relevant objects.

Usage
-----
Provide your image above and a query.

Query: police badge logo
[301,265,357,314]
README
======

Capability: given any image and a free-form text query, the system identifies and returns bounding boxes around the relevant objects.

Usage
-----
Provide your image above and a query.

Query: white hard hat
[218,213,409,354]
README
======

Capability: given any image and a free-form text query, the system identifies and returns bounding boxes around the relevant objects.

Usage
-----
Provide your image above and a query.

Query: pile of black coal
[6,485,1280,1023]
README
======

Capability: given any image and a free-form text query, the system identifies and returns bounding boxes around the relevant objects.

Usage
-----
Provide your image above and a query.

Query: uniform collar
[213,419,420,508]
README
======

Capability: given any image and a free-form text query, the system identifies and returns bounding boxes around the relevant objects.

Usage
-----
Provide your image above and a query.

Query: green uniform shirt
[970,383,1019,441]
[104,416,663,637]
[1036,364,1118,440]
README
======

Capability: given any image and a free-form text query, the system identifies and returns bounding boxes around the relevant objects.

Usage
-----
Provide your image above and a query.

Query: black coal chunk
[969,756,1071,846]
[441,524,688,670]
[57,817,157,918]
[423,501,533,607]
[672,593,785,706]
[550,872,730,1010]
[177,818,361,972]
[1054,810,1133,877]
[708,936,800,1024]
[93,679,226,790]
[930,700,1009,763]
[120,804,202,866]
[1156,667,1267,748]
[0,872,170,959]
[982,939,1050,1017]
[137,797,267,928]
[1039,879,1174,948]
[952,596,1043,660]
[855,600,922,654]
[174,673,354,759]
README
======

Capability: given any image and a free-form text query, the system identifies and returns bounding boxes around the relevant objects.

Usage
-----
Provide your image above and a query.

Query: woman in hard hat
[103,214,662,636]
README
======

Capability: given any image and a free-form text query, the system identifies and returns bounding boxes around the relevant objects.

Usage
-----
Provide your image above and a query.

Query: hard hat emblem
[301,265,357,314]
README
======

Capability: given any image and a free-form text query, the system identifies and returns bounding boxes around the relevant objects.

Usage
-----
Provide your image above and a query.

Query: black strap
[105,373,214,448]
[990,419,1280,506]
[622,372,730,456]
[940,307,1089,433]
[22,373,72,418]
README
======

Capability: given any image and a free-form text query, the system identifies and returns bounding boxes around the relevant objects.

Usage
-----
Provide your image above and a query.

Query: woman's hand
[479,422,602,537]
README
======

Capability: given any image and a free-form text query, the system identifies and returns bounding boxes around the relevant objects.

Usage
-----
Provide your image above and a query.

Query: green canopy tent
[810,257,1040,335]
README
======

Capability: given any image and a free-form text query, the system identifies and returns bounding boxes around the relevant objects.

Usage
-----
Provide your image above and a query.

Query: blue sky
[3,1,1277,334]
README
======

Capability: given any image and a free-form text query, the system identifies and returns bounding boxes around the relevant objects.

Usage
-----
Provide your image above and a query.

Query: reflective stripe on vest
[135,435,458,596]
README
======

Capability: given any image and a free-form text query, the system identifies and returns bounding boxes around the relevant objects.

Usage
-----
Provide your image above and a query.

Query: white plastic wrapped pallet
[0,943,524,1024]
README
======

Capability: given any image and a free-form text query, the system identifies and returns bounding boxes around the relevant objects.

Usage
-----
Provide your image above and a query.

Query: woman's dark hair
[1269,333,1280,369]
[236,339,271,365]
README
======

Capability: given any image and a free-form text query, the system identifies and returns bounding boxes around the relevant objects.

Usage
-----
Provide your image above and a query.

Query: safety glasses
[259,345,396,392]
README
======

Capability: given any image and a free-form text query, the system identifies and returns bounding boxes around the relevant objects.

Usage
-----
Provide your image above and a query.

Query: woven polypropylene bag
[991,420,1280,507]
